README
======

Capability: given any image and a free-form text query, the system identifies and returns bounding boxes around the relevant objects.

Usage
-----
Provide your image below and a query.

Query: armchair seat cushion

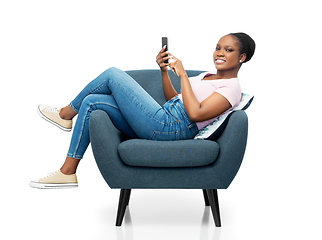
[118,139,220,168]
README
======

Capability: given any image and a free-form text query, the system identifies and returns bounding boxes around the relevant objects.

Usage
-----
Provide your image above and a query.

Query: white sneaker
[29,170,78,189]
[38,105,72,132]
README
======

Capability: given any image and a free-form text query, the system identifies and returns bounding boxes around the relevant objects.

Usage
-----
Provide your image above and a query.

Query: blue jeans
[67,67,198,159]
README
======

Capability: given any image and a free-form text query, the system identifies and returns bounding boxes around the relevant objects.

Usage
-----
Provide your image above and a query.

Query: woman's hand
[156,46,178,100]
[168,53,187,78]
[156,46,171,72]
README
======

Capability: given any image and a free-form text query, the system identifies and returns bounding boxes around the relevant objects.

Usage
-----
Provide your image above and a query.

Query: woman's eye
[226,49,233,52]
[215,47,220,51]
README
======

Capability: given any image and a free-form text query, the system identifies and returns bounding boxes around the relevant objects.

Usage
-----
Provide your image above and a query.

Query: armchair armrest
[213,110,248,186]
[89,110,129,187]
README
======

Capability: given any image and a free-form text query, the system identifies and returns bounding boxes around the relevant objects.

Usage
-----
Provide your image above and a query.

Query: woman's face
[213,35,245,71]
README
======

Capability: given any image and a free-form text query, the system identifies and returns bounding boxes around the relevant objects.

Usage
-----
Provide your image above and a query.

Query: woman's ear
[239,53,246,63]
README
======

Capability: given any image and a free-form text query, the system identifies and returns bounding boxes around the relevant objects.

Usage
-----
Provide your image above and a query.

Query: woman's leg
[81,67,166,139]
[46,67,148,176]
[58,67,166,175]
[29,93,136,188]
[61,67,166,139]
[58,93,138,176]
[66,94,137,161]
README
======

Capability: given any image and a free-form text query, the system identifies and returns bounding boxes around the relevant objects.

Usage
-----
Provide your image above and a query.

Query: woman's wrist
[178,71,188,79]
[160,67,168,73]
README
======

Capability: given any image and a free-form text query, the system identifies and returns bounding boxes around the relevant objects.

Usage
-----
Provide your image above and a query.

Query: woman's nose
[217,50,224,57]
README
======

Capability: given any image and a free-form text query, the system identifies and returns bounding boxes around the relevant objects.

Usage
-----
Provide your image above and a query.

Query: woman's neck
[214,70,238,80]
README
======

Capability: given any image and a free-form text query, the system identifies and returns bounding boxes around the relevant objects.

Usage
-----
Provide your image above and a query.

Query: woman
[30,32,255,189]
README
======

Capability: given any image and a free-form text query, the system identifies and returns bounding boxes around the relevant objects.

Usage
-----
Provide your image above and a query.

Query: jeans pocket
[150,130,179,141]
[187,122,198,136]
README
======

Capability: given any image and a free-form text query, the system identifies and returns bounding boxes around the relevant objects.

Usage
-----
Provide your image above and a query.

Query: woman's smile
[215,58,226,64]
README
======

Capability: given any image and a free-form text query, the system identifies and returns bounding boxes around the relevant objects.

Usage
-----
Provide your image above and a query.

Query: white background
[1,0,321,239]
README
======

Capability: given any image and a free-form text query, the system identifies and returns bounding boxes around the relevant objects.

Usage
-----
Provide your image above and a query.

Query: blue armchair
[89,69,248,227]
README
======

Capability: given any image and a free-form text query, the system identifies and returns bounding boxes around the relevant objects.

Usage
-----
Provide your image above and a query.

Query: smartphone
[162,37,168,63]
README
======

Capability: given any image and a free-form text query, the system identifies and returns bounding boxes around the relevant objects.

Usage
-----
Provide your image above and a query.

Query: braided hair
[229,32,256,63]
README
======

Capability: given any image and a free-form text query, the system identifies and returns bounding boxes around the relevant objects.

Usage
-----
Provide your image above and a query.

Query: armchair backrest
[125,69,204,105]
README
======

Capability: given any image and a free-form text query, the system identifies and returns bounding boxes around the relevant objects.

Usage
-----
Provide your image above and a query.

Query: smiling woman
[30,32,255,189]
[169,33,255,125]
[212,33,256,80]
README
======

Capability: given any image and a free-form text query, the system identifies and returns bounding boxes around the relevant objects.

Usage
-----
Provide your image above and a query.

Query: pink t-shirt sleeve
[214,80,241,108]
[195,79,241,129]
[178,72,241,130]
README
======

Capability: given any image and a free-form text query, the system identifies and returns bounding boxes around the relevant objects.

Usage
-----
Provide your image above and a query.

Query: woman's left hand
[169,53,187,78]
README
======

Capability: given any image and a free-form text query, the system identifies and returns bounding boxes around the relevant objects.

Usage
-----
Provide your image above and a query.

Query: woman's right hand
[156,46,171,72]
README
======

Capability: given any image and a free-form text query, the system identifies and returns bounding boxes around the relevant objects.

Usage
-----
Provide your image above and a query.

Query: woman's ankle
[59,105,77,120]
[60,167,76,175]
[60,157,81,175]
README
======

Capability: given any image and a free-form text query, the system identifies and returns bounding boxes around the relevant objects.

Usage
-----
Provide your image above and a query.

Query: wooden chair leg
[116,189,131,226]
[203,189,210,206]
[206,189,221,227]
[125,189,131,206]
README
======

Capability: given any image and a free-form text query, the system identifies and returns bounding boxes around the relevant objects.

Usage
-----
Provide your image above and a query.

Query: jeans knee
[82,95,97,108]
[79,95,101,117]
[105,67,120,76]
[81,94,118,112]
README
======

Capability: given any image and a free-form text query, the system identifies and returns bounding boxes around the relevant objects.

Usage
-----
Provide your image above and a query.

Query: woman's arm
[169,54,231,122]
[156,47,178,101]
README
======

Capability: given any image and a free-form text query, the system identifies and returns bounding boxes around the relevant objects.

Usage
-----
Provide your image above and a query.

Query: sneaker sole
[37,107,72,132]
[29,181,78,189]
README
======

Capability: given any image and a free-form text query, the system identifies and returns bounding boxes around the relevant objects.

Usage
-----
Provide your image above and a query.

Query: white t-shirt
[177,72,241,129]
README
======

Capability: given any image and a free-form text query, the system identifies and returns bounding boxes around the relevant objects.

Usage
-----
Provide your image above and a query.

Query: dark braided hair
[229,32,256,63]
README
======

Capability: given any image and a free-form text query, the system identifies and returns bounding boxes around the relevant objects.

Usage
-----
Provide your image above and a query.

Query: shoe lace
[40,171,58,180]
[45,107,61,113]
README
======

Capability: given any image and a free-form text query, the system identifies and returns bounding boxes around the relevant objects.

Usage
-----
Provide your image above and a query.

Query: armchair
[89,70,248,227]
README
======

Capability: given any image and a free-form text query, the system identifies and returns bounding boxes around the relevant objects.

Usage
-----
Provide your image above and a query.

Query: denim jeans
[67,67,198,159]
